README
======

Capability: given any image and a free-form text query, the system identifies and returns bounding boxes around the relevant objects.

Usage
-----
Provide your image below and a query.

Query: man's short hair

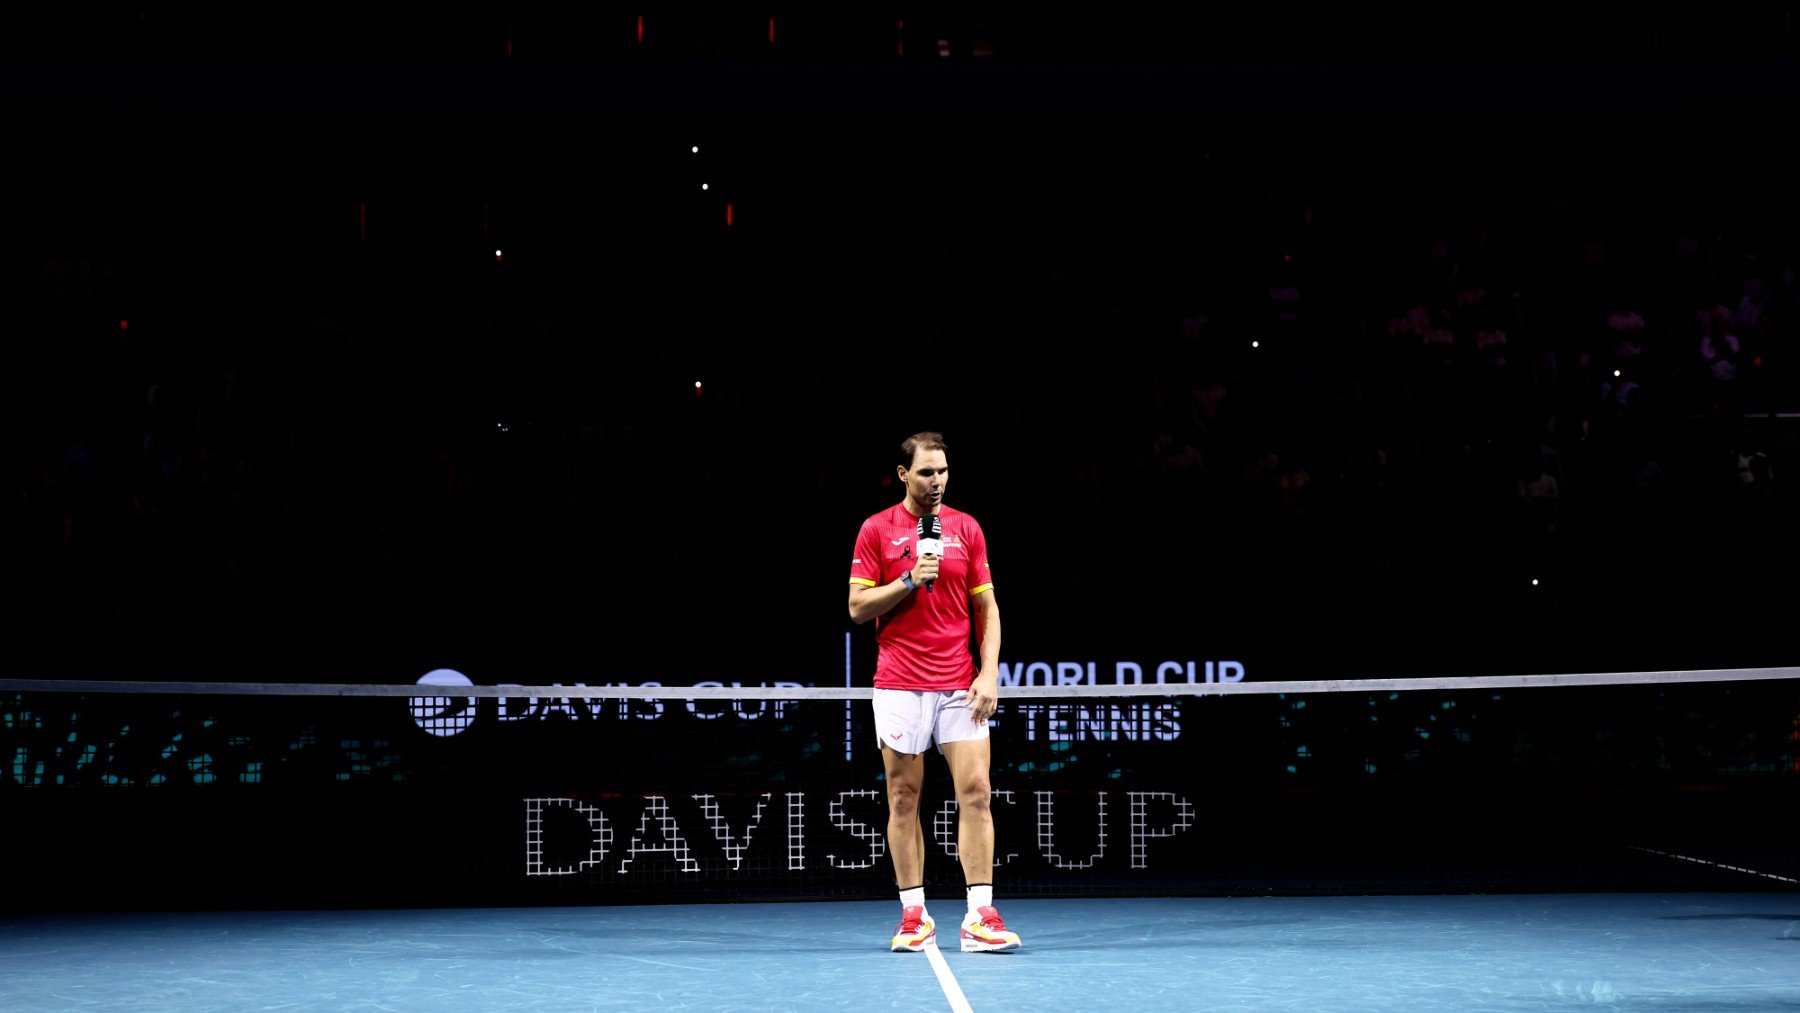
[899,431,947,470]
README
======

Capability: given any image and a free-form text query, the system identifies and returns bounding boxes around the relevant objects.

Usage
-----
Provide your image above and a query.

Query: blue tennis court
[3,892,1796,1010]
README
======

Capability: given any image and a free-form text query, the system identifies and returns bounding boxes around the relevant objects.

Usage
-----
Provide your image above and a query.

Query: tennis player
[848,431,1021,953]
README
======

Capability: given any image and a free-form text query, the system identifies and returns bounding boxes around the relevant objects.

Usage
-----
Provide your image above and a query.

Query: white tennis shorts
[872,687,989,754]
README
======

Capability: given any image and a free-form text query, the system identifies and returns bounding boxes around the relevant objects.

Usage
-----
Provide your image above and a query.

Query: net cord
[2,666,1796,699]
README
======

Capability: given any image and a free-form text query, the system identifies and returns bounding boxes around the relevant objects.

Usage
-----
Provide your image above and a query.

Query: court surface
[3,892,1797,1010]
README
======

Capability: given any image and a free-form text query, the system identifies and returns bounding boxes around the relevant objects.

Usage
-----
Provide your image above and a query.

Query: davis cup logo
[410,669,478,737]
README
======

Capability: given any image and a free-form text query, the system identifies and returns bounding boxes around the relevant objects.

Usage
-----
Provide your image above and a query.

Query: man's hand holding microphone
[915,514,941,593]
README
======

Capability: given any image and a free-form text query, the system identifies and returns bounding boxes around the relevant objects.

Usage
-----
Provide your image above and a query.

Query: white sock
[899,886,927,912]
[966,884,993,913]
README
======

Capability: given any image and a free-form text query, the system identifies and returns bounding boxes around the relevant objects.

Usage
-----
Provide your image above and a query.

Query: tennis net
[2,667,1796,911]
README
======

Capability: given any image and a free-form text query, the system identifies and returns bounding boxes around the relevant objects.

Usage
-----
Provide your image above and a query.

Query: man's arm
[966,588,1001,723]
[849,550,938,624]
[848,576,914,624]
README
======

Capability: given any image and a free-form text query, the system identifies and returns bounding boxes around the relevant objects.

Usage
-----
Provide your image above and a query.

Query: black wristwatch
[901,570,916,591]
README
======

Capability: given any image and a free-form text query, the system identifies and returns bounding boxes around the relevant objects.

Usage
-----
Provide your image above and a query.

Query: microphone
[916,514,941,592]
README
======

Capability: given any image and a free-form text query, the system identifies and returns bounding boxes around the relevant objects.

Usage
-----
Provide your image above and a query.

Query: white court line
[1631,846,1799,884]
[922,936,974,1013]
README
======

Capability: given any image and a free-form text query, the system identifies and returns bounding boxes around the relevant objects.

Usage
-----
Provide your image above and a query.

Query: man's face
[902,448,948,510]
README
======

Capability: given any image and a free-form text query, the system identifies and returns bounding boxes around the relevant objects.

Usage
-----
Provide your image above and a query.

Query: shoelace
[974,907,1007,931]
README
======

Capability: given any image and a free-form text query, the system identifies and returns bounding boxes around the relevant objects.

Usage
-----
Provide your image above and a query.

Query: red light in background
[725,203,734,228]
[119,319,129,331]
[637,16,644,45]
[768,17,776,45]
[897,19,905,57]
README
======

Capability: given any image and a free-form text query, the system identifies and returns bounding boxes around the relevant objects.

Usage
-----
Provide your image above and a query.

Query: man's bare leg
[941,737,994,880]
[882,745,927,889]
[882,745,937,950]
[942,736,1020,950]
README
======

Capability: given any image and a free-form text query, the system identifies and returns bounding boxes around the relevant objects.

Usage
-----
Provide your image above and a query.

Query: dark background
[7,8,1800,687]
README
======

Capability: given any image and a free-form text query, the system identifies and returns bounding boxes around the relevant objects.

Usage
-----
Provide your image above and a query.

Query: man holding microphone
[847,431,1021,954]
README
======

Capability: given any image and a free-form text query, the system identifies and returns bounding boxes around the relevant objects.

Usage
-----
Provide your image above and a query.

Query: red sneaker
[959,905,1021,952]
[890,905,936,952]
